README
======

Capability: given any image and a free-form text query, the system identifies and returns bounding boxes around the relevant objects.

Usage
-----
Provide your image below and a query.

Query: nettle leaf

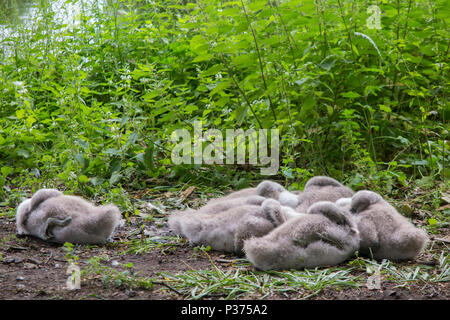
[189,35,209,54]
[319,57,336,70]
[221,7,241,17]
[232,53,257,68]
[299,96,317,122]
[209,80,232,96]
[143,144,155,170]
[142,91,159,102]
[25,116,36,128]
[341,91,361,99]
[105,148,121,156]
[185,104,199,113]
[1,166,13,177]
[248,0,267,12]
[193,53,213,63]
[74,153,85,165]
[78,174,89,183]
[379,105,392,113]
[235,105,249,125]
[200,64,224,78]
[16,109,25,119]
[109,172,122,185]
[17,149,30,159]
[295,77,310,86]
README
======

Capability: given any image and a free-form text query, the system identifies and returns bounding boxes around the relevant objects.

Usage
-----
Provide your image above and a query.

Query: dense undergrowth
[0,0,448,205]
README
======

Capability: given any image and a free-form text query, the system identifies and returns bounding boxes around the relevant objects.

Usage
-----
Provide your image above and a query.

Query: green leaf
[235,105,249,125]
[193,53,213,63]
[209,80,232,96]
[1,166,13,177]
[105,148,121,156]
[185,105,199,113]
[16,109,25,119]
[248,1,267,12]
[17,149,30,159]
[231,53,256,68]
[200,64,224,77]
[190,35,208,54]
[109,172,122,185]
[299,96,317,122]
[379,105,392,113]
[78,175,89,183]
[25,115,36,128]
[295,77,309,86]
[319,57,335,71]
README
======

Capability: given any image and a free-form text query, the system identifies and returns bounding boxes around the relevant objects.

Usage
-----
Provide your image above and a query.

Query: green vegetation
[83,255,155,290]
[0,0,448,203]
[80,249,449,299]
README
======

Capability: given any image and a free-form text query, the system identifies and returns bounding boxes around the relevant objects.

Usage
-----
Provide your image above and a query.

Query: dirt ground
[0,195,449,301]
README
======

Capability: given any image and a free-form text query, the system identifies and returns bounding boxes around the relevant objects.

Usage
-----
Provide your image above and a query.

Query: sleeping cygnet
[243,201,360,270]
[195,194,266,215]
[16,189,121,244]
[168,198,302,254]
[294,176,355,212]
[167,194,266,237]
[256,176,354,212]
[339,190,429,261]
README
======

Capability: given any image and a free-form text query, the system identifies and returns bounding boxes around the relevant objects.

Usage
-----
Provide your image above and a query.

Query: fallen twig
[216,258,238,264]
[44,252,53,265]
[152,280,183,296]
[431,237,450,244]
[8,246,27,251]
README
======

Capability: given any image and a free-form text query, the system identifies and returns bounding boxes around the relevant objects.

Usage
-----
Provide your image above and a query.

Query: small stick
[431,237,450,244]
[152,281,183,296]
[44,252,53,265]
[9,246,28,251]
[415,260,438,266]
[216,258,239,264]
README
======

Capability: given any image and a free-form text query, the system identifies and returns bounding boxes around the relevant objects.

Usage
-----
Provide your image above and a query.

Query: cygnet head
[16,198,31,235]
[256,181,286,198]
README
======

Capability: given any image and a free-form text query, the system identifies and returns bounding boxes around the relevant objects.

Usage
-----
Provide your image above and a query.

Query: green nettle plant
[0,0,448,200]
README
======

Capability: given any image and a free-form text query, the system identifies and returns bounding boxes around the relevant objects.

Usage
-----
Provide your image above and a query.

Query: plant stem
[239,0,277,122]
[336,0,356,62]
[220,54,264,129]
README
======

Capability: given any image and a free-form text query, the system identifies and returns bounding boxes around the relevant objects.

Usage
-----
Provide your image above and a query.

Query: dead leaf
[163,192,174,198]
[180,186,196,201]
[441,192,450,204]
[438,204,450,211]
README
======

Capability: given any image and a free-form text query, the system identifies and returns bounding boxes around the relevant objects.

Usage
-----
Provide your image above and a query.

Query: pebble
[125,289,137,297]
[23,262,37,269]
[16,276,25,281]
[3,256,23,264]
[111,260,119,267]
[16,284,26,291]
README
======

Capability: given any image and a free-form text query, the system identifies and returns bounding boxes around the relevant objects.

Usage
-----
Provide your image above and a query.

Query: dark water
[0,0,106,27]
[0,0,35,24]
[0,0,107,52]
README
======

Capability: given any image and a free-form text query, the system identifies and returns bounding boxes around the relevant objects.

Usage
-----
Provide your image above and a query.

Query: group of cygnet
[168,176,429,270]
[15,176,429,271]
